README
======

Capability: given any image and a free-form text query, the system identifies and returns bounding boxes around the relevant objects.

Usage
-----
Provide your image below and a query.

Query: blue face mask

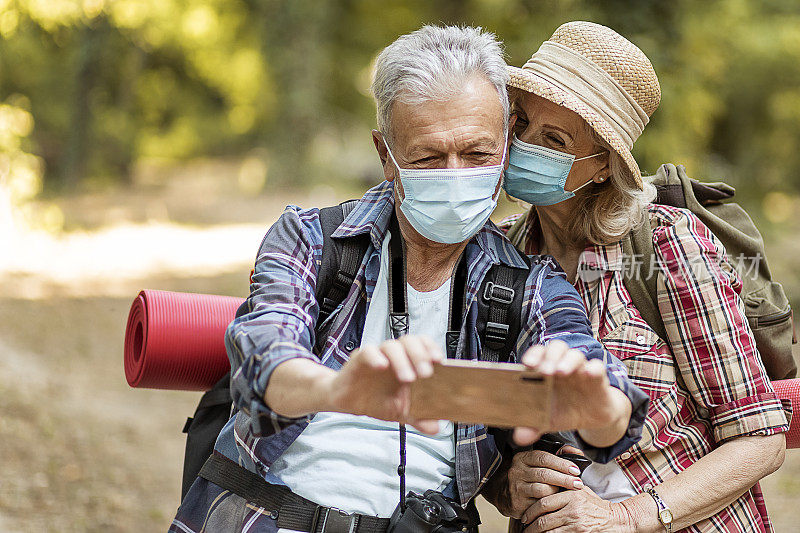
[384,138,505,244]
[503,135,602,206]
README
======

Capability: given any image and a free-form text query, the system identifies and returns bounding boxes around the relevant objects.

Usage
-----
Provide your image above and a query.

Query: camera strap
[386,213,467,510]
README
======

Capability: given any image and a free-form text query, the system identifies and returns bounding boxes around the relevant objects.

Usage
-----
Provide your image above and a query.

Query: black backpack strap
[200,452,392,532]
[314,200,371,354]
[478,260,529,363]
[316,200,361,324]
[181,372,232,500]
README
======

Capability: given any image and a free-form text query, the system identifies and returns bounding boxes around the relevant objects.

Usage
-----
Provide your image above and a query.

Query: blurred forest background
[2,0,800,217]
[2,0,800,531]
[4,0,800,300]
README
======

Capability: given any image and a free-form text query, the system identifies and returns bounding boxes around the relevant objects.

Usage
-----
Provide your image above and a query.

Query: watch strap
[646,487,673,533]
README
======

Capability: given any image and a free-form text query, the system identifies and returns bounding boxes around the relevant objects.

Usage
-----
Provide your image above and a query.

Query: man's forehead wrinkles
[406,130,500,154]
[389,76,506,162]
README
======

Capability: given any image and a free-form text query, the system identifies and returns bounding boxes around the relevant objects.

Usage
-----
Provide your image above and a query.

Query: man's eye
[413,156,436,164]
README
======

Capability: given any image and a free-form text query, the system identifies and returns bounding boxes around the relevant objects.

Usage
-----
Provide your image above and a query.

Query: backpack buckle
[314,507,357,533]
[446,331,460,359]
[390,313,409,339]
[483,282,514,305]
[485,321,510,348]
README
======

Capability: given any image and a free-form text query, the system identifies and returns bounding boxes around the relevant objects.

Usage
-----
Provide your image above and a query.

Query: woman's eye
[545,133,565,147]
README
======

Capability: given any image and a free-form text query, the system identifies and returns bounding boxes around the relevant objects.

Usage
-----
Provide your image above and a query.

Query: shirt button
[643,483,653,491]
[344,341,356,351]
[636,335,647,345]
[620,452,632,460]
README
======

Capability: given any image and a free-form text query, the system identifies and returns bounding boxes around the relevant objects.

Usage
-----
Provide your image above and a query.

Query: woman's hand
[522,486,635,533]
[502,448,585,519]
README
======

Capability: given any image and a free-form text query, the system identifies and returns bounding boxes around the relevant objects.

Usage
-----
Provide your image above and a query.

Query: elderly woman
[483,22,791,533]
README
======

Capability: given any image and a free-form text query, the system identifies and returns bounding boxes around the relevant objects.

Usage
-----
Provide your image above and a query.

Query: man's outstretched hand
[326,335,444,433]
[265,335,444,434]
[513,340,631,447]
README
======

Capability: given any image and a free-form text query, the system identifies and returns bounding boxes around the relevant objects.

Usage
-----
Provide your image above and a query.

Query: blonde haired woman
[484,21,790,532]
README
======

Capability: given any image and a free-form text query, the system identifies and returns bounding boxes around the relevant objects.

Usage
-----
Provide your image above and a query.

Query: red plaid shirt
[500,205,791,533]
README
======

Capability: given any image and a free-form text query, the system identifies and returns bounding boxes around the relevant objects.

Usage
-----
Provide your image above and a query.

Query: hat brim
[507,65,643,190]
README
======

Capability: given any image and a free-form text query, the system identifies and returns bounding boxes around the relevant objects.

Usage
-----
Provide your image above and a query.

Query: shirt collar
[331,180,528,270]
[524,209,624,273]
[578,240,624,273]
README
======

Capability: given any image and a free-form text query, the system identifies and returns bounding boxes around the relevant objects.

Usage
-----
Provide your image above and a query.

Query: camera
[387,490,478,533]
[529,433,592,475]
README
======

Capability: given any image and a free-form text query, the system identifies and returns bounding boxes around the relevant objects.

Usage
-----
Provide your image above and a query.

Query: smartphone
[409,359,552,428]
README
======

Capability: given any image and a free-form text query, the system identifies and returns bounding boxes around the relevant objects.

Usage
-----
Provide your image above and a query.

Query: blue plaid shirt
[172,180,647,532]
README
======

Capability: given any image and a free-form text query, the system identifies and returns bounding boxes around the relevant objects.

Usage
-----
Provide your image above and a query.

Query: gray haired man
[171,25,647,533]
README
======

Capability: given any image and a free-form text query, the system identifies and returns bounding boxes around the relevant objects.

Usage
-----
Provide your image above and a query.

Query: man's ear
[372,130,395,182]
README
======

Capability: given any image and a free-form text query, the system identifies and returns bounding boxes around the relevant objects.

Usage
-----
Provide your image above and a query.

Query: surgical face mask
[503,134,602,206]
[384,137,505,244]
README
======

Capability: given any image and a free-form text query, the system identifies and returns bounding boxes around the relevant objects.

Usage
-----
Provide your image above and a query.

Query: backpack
[621,163,797,381]
[180,200,530,499]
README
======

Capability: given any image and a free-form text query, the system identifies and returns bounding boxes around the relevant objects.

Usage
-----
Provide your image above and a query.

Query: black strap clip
[333,270,355,293]
[312,507,358,533]
[389,312,409,338]
[445,331,459,359]
[483,282,515,305]
[485,321,510,349]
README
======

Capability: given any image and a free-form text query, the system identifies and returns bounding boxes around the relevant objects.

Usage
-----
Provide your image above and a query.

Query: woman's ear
[372,129,395,182]
[591,152,612,183]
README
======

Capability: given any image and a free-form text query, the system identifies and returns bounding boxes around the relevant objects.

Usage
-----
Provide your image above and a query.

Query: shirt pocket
[601,317,676,401]
[602,318,687,454]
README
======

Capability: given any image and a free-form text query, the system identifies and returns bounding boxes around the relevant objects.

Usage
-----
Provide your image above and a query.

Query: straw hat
[508,21,660,188]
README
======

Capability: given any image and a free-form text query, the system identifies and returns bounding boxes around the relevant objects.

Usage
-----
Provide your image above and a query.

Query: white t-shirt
[269,231,456,518]
[581,459,638,503]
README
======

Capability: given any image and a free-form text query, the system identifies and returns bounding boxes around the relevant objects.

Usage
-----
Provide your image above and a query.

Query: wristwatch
[647,487,673,533]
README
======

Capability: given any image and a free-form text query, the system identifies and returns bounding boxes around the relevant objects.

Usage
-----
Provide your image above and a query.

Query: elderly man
[171,26,647,533]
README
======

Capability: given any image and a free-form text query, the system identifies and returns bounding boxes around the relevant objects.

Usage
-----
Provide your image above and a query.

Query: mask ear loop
[382,137,402,173]
[567,176,597,194]
[493,134,509,201]
[567,150,607,193]
[383,137,408,205]
[574,151,604,162]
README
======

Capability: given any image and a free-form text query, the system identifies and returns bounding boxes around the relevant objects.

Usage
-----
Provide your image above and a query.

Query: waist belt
[199,452,392,533]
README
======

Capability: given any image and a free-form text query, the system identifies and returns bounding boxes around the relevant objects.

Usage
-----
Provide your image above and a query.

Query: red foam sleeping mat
[772,379,800,449]
[123,289,800,449]
[124,289,244,391]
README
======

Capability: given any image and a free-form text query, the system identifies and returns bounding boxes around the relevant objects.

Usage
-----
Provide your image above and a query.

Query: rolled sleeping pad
[773,379,800,449]
[123,289,800,448]
[124,289,244,391]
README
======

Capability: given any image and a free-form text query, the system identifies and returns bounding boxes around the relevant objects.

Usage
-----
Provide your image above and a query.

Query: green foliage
[1,0,799,210]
